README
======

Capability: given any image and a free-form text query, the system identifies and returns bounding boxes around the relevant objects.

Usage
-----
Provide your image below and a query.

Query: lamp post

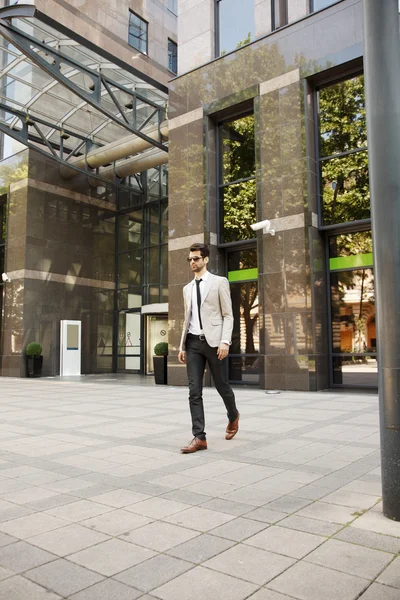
[362,0,400,520]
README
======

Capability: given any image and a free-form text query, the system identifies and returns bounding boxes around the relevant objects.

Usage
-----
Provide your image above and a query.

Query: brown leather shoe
[180,437,207,454]
[226,412,240,440]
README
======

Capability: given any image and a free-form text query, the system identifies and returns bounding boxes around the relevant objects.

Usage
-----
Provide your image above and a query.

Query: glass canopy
[0,6,168,167]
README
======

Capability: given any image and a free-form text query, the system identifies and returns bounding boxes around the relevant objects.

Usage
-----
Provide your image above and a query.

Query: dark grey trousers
[186,334,238,440]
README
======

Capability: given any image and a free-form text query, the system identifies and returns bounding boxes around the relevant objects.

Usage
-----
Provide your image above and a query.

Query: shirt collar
[193,270,210,282]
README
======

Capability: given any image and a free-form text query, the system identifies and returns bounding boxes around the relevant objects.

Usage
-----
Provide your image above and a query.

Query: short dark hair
[189,243,210,258]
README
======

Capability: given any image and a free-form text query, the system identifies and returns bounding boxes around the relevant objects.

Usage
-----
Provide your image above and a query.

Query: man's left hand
[217,343,229,361]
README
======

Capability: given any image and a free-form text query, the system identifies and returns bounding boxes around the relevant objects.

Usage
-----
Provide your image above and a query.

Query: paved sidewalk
[0,377,399,600]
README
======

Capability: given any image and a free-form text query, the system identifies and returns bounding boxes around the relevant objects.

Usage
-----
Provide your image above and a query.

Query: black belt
[187,333,206,341]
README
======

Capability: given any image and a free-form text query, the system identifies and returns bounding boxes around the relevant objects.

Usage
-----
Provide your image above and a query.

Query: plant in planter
[153,342,168,385]
[26,342,43,378]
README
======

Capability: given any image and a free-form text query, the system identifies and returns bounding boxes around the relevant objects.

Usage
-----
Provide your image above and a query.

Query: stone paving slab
[0,377,399,600]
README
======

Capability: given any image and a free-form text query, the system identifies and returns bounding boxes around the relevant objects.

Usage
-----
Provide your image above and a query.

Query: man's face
[188,250,207,273]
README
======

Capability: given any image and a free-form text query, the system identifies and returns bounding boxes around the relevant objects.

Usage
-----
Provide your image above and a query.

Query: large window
[218,113,256,244]
[272,0,288,30]
[318,74,374,386]
[168,39,177,74]
[117,165,168,312]
[329,231,377,386]
[216,0,255,56]
[128,11,148,54]
[318,74,369,227]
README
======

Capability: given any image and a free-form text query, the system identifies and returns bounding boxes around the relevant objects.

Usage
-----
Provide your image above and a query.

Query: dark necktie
[195,279,203,330]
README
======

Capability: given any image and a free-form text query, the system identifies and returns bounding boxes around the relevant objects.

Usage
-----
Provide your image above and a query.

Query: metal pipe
[87,147,169,186]
[60,121,168,178]
[363,0,400,520]
[100,148,168,180]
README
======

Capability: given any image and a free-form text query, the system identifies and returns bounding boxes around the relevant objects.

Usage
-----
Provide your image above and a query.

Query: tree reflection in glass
[219,114,256,243]
[319,75,370,226]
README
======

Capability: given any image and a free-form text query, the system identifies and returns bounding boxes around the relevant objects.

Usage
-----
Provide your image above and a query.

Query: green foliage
[26,342,42,357]
[0,162,29,196]
[154,342,168,356]
[319,75,370,225]
[223,179,256,243]
[221,115,256,242]
[320,76,367,157]
[333,230,372,258]
[220,32,251,55]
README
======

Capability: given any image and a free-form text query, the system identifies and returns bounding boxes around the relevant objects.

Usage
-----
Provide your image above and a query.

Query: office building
[0,0,177,376]
[0,0,379,390]
[168,0,376,389]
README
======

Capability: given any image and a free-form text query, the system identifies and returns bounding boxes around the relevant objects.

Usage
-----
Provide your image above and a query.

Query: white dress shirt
[188,271,209,335]
[188,271,230,345]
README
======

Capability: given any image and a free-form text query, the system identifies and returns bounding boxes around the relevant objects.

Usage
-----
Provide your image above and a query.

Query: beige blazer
[179,273,234,351]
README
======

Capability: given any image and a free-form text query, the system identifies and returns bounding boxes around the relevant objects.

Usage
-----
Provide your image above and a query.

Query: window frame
[271,0,288,31]
[315,71,371,231]
[128,10,148,55]
[214,0,255,57]
[315,71,376,388]
[168,38,177,75]
[216,110,257,247]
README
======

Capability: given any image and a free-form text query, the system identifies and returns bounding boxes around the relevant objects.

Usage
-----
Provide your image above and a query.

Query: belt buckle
[199,334,206,341]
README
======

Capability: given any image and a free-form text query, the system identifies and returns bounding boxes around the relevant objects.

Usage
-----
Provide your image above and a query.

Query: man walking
[178,243,240,453]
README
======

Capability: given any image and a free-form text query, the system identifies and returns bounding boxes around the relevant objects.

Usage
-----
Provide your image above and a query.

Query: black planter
[27,355,43,378]
[153,355,167,384]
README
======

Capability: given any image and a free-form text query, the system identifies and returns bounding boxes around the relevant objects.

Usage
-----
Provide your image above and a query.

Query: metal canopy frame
[0,100,89,161]
[0,4,168,178]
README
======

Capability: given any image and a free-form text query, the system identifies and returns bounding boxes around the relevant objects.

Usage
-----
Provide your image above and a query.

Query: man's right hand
[178,351,186,364]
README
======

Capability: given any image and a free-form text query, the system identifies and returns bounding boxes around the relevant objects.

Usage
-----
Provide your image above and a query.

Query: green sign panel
[228,268,258,282]
[329,253,373,271]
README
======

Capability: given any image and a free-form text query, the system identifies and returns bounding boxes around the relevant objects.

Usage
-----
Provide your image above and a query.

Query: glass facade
[168,39,178,74]
[318,75,369,227]
[217,0,255,56]
[116,165,168,371]
[0,197,5,355]
[329,232,377,386]
[219,114,256,244]
[228,248,259,384]
[0,8,170,377]
[128,11,148,54]
[319,74,375,386]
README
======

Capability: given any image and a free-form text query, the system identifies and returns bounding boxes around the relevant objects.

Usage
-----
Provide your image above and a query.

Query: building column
[363,0,400,520]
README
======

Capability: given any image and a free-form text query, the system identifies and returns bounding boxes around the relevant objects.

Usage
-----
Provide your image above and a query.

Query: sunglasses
[187,256,202,262]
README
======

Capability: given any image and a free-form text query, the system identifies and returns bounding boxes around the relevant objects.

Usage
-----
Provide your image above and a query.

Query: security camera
[250,220,275,236]
[1,273,10,283]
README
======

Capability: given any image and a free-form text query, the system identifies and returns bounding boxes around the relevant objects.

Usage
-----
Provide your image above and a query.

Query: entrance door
[227,247,260,384]
[117,310,141,372]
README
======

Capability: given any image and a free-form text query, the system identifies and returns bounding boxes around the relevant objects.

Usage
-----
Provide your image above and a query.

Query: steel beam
[0,21,168,152]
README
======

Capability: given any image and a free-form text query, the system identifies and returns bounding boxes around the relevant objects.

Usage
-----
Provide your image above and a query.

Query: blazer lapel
[201,274,214,305]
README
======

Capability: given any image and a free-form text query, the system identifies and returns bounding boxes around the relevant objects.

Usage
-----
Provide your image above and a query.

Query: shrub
[26,342,42,357]
[154,342,168,356]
